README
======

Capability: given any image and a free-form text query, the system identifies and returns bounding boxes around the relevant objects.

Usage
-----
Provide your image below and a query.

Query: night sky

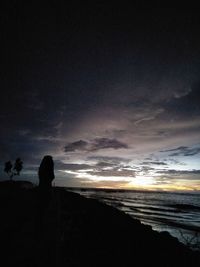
[1,4,200,190]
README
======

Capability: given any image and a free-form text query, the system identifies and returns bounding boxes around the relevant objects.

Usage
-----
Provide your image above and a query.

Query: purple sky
[1,5,200,190]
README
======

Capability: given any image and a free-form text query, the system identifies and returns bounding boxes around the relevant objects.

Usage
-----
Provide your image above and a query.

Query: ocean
[67,188,200,250]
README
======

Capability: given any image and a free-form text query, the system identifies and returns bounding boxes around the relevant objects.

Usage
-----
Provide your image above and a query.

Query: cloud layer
[161,146,200,156]
[64,138,128,153]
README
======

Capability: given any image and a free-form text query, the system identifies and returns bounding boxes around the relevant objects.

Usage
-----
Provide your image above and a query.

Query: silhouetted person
[4,161,13,179]
[38,155,55,189]
[13,158,23,175]
[35,155,55,235]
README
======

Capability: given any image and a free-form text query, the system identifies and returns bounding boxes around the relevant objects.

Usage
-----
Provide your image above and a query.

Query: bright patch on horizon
[58,165,200,191]
[76,172,133,182]
[129,175,155,187]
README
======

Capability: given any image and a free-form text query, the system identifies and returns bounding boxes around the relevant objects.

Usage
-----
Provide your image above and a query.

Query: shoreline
[64,185,200,195]
[68,186,200,245]
[0,180,200,266]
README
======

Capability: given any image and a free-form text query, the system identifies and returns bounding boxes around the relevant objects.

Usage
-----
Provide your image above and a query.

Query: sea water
[67,188,200,250]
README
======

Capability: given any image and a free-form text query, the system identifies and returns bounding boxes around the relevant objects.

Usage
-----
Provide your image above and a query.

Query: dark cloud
[161,146,188,153]
[142,161,168,166]
[87,169,135,177]
[156,169,200,179]
[55,161,93,171]
[64,138,128,153]
[161,146,200,156]
[92,138,128,151]
[95,162,115,168]
[64,140,88,152]
[88,156,131,164]
[140,166,156,172]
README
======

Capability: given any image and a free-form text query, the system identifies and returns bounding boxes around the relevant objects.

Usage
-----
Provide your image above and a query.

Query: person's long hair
[38,155,55,187]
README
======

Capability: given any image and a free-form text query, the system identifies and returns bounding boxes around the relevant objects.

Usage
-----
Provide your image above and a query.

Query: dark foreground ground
[0,180,200,267]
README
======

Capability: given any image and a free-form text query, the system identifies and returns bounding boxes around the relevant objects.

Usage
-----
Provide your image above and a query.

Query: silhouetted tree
[4,161,13,180]
[4,158,23,180]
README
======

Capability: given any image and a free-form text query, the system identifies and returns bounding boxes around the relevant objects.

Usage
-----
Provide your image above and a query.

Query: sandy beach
[0,180,199,267]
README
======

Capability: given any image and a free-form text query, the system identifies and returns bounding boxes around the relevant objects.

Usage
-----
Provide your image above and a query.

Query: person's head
[40,155,54,169]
